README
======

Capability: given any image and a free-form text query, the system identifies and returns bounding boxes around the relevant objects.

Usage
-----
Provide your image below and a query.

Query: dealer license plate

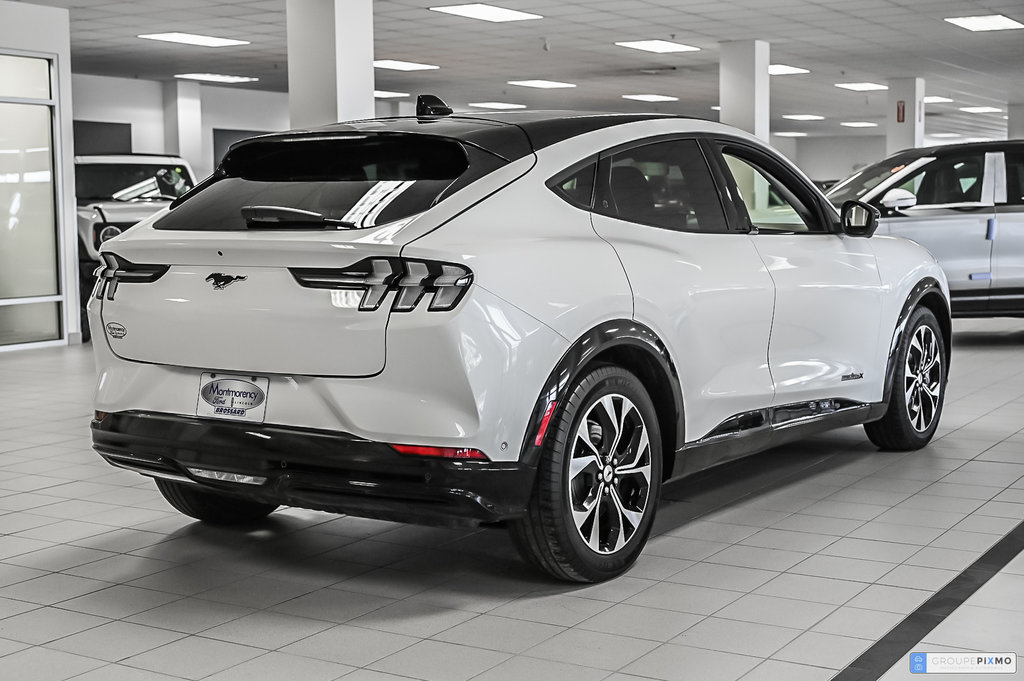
[196,372,270,423]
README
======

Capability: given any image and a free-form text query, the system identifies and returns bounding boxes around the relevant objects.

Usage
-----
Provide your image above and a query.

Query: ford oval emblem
[105,322,127,339]
[200,379,266,411]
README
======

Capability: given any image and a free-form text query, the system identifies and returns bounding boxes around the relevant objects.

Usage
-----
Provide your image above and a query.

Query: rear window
[156,134,497,231]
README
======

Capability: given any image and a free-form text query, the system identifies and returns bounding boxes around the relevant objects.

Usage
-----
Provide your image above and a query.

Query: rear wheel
[865,306,946,450]
[155,479,278,524]
[510,366,662,582]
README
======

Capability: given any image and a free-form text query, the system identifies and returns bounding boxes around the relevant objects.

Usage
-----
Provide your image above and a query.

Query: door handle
[986,218,997,240]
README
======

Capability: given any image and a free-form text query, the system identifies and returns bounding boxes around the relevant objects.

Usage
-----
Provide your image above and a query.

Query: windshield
[75,163,194,201]
[825,150,924,205]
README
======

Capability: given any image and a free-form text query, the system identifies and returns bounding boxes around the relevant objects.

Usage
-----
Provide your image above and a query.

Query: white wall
[0,0,78,342]
[72,74,165,153]
[795,135,887,182]
[199,85,289,178]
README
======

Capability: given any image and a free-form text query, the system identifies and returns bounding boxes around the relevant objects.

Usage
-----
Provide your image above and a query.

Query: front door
[991,148,1024,314]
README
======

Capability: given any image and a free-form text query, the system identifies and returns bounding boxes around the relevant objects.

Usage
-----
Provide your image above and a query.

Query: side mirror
[880,187,917,210]
[840,200,879,238]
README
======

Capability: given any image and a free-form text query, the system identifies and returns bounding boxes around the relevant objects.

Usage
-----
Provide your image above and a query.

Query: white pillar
[1009,104,1024,140]
[886,77,924,154]
[719,40,770,142]
[162,80,203,174]
[286,0,374,128]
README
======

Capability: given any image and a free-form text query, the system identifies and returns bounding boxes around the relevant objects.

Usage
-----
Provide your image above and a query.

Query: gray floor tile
[704,545,810,571]
[739,659,836,681]
[368,640,509,681]
[713,594,837,629]
[346,598,477,637]
[739,528,840,553]
[0,646,105,681]
[433,613,564,653]
[488,594,612,627]
[577,603,702,642]
[788,554,895,583]
[772,631,872,669]
[622,642,761,681]
[845,584,933,614]
[625,581,743,615]
[877,564,958,591]
[672,616,801,657]
[202,651,352,681]
[46,621,185,662]
[819,537,920,563]
[754,573,867,605]
[473,655,609,681]
[526,627,659,670]
[121,636,264,680]
[811,606,903,639]
[667,562,778,592]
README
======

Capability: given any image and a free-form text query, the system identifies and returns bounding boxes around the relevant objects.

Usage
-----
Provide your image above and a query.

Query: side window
[1004,151,1024,206]
[895,154,985,205]
[595,138,728,233]
[548,160,596,209]
[721,151,822,233]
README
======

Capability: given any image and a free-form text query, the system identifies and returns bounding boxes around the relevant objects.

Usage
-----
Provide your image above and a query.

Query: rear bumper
[92,411,536,527]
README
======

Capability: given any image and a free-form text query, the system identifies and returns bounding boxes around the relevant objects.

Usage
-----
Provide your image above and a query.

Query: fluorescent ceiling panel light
[944,14,1024,31]
[138,32,249,47]
[374,90,409,98]
[710,105,721,111]
[923,96,954,104]
[840,121,879,128]
[373,59,439,71]
[174,73,258,84]
[782,114,824,121]
[768,64,809,75]
[615,40,699,53]
[965,137,994,142]
[774,132,807,137]
[429,3,542,22]
[835,82,888,91]
[508,79,575,88]
[468,101,526,109]
[622,94,679,102]
[960,106,1002,113]
[930,133,961,138]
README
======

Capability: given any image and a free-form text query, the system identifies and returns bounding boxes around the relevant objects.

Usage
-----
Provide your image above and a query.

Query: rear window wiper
[241,205,359,229]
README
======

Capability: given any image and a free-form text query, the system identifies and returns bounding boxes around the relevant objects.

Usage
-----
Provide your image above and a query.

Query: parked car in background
[827,140,1024,317]
[89,99,951,582]
[75,154,196,339]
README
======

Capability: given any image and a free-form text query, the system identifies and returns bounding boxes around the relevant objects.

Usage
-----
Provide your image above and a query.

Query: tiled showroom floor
[1,318,1023,681]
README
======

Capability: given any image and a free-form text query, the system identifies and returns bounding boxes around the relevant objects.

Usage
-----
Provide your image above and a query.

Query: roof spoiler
[416,94,453,117]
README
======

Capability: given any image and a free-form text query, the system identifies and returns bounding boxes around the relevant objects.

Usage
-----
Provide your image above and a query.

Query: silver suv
[827,141,1024,317]
[76,154,196,339]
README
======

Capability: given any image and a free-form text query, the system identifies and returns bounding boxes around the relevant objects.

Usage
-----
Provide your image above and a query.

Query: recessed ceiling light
[174,73,258,84]
[507,79,575,89]
[965,137,994,142]
[768,64,809,75]
[467,101,527,109]
[960,106,1002,114]
[374,90,409,98]
[622,94,679,102]
[373,59,440,71]
[944,14,1024,31]
[429,3,542,22]
[930,133,961,138]
[615,40,699,54]
[138,32,249,47]
[782,114,824,121]
[774,132,807,137]
[835,82,888,92]
[840,121,879,128]
[710,105,721,111]
[923,96,954,104]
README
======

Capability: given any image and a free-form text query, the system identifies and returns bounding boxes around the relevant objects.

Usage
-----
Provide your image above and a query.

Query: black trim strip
[833,517,1024,681]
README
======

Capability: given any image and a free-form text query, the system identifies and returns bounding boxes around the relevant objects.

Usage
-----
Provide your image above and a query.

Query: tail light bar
[290,257,473,312]
[94,253,170,301]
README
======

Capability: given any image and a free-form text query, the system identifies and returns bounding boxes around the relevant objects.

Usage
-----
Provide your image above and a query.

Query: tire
[510,366,663,582]
[864,306,946,450]
[155,479,278,524]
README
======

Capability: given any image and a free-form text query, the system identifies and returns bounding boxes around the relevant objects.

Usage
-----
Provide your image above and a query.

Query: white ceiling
[15,0,1024,140]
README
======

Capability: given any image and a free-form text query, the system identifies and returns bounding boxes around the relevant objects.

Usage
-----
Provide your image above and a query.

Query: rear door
[872,150,995,315]
[710,139,885,406]
[991,148,1024,313]
[588,136,776,441]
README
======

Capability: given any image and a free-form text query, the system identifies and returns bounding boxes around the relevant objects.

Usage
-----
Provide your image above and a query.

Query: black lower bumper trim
[92,411,535,527]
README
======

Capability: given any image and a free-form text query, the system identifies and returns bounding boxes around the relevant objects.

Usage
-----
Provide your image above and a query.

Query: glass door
[0,53,62,347]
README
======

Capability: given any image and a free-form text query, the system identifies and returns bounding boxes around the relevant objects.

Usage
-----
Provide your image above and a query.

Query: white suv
[75,154,196,339]
[90,101,951,582]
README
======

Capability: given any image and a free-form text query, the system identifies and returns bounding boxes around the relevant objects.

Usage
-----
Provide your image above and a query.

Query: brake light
[534,401,557,446]
[290,257,473,312]
[94,253,170,301]
[391,444,489,460]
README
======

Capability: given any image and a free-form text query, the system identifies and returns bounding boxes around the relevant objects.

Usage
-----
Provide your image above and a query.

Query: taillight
[94,253,170,301]
[290,258,473,312]
[391,444,489,460]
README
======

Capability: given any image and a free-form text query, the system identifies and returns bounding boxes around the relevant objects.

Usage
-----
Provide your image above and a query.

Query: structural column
[718,40,770,142]
[163,80,203,174]
[286,0,374,129]
[1009,103,1024,140]
[886,77,924,154]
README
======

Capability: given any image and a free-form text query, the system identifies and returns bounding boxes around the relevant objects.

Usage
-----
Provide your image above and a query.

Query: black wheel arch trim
[881,277,951,407]
[520,319,684,477]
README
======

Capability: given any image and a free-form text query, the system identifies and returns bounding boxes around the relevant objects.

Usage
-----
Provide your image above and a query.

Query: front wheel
[155,479,278,524]
[865,306,946,450]
[510,366,662,582]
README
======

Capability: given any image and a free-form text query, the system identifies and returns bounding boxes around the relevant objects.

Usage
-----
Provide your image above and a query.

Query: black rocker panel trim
[520,320,685,476]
